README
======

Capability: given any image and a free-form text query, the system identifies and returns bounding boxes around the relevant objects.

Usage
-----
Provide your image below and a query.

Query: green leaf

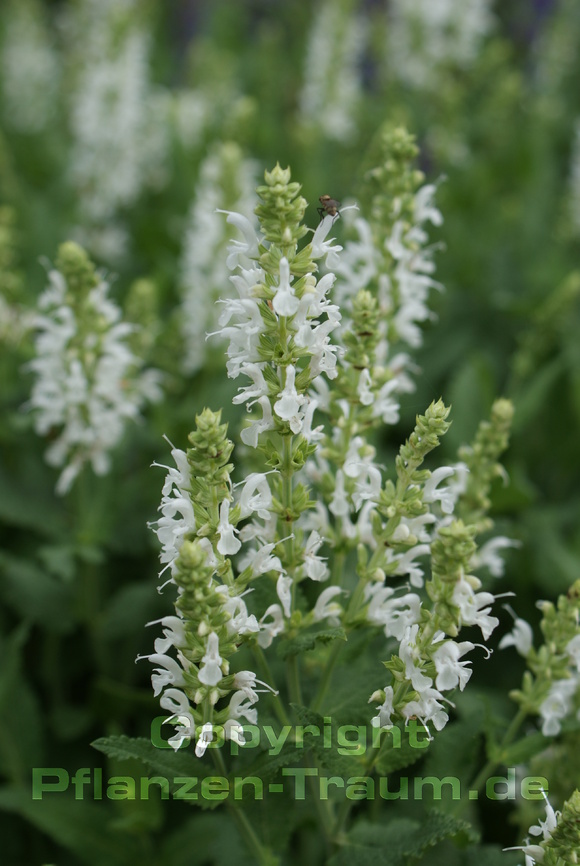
[237,739,315,782]
[0,786,142,866]
[290,706,365,776]
[328,811,478,866]
[0,551,74,632]
[422,709,484,789]
[277,626,346,659]
[92,735,200,781]
[163,813,255,866]
[374,722,430,776]
[0,625,44,781]
[92,735,224,810]
[501,731,551,765]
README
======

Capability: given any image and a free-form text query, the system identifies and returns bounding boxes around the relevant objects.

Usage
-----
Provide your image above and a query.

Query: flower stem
[467,707,528,802]
[311,639,344,713]
[211,749,279,866]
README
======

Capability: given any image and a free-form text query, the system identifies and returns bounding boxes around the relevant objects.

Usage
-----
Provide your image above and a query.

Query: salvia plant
[85,142,580,864]
[26,241,162,495]
[3,1,580,859]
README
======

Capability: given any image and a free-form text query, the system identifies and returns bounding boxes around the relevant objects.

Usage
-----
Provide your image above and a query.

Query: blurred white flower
[27,254,162,494]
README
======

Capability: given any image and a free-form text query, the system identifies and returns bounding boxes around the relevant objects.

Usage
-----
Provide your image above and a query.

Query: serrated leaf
[277,627,346,659]
[460,844,522,866]
[237,739,314,782]
[374,722,429,776]
[92,735,199,783]
[290,706,366,776]
[328,811,478,866]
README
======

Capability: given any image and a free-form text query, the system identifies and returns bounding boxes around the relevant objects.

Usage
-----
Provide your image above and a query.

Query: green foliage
[2,0,580,863]
[327,811,478,866]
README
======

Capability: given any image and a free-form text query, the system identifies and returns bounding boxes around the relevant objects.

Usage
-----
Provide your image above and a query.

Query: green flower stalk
[500,580,580,736]
[26,241,162,494]
[0,204,31,345]
[146,408,279,754]
[455,397,515,534]
[179,141,258,373]
[148,162,515,753]
[298,0,367,143]
[506,790,580,865]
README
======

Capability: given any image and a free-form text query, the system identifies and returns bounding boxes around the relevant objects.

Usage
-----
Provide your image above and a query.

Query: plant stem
[311,639,344,713]
[468,707,528,801]
[211,749,279,866]
[252,645,291,726]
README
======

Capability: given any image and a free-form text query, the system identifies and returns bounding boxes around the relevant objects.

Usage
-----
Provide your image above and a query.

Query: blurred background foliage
[1,0,580,863]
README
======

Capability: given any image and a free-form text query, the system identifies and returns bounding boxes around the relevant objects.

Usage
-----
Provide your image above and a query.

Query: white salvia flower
[423,466,457,514]
[180,144,257,373]
[237,472,274,520]
[272,257,300,317]
[150,445,194,580]
[232,363,269,406]
[352,463,383,510]
[232,671,279,701]
[213,290,265,379]
[357,369,374,406]
[388,544,431,588]
[147,615,187,654]
[432,640,475,691]
[398,624,433,693]
[566,634,580,673]
[240,541,284,577]
[313,587,344,626]
[401,687,450,733]
[334,217,379,305]
[27,263,162,495]
[159,688,195,751]
[370,685,395,728]
[216,499,241,556]
[329,469,350,518]
[504,792,560,863]
[387,0,495,91]
[195,722,215,758]
[452,574,499,640]
[311,216,344,270]
[227,690,258,725]
[215,586,260,636]
[0,0,60,134]
[274,365,307,432]
[538,677,579,737]
[499,616,534,657]
[364,584,422,640]
[342,436,366,479]
[258,604,285,648]
[414,185,444,228]
[144,653,187,697]
[298,0,367,143]
[372,379,401,425]
[240,395,276,449]
[276,575,293,619]
[66,2,169,229]
[220,211,261,269]
[471,536,521,577]
[197,632,223,687]
[302,531,330,581]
